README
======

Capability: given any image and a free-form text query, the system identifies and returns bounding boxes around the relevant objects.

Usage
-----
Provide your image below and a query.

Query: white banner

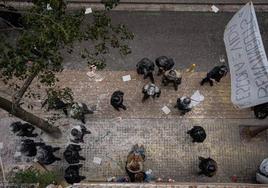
[224,2,268,108]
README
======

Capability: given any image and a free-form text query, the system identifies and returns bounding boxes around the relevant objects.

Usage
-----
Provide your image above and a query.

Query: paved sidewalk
[0,70,267,184]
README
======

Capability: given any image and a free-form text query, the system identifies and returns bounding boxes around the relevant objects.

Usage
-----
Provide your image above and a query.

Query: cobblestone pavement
[0,70,267,184]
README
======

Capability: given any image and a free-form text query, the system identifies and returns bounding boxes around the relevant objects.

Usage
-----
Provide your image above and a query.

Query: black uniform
[110,90,127,111]
[174,97,192,115]
[253,102,268,119]
[136,58,155,83]
[187,126,206,143]
[10,122,38,137]
[64,164,86,184]
[155,56,175,75]
[198,157,217,177]
[64,144,85,164]
[200,65,228,86]
[70,125,91,143]
[42,97,68,115]
[19,139,44,157]
[36,145,61,165]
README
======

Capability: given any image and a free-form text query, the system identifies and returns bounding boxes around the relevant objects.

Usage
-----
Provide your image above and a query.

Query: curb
[4,1,268,12]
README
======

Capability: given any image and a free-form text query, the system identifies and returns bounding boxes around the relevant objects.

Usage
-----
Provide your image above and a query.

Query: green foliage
[11,169,58,188]
[43,87,73,109]
[0,0,133,111]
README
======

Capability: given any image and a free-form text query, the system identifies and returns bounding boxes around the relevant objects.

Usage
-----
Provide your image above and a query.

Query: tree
[0,0,133,137]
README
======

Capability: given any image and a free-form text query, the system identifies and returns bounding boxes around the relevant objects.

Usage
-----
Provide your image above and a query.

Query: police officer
[187,126,206,143]
[200,65,228,86]
[142,83,161,102]
[70,125,91,143]
[64,164,86,184]
[198,157,217,177]
[69,102,93,124]
[162,69,182,91]
[136,58,155,83]
[64,144,85,164]
[19,139,44,157]
[36,144,61,165]
[10,121,38,137]
[174,97,192,115]
[110,90,127,111]
[155,56,175,75]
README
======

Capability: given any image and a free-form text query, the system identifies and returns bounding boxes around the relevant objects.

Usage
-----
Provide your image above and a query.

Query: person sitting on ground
[64,144,85,164]
[10,121,38,137]
[19,139,44,157]
[136,58,155,83]
[162,69,182,91]
[64,164,86,184]
[200,65,228,86]
[198,157,217,177]
[174,97,192,115]
[187,126,207,143]
[110,90,127,111]
[70,125,91,143]
[155,56,175,75]
[36,144,61,165]
[125,144,146,182]
[142,83,161,102]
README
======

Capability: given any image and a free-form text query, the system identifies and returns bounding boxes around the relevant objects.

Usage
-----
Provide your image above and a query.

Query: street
[1,10,268,185]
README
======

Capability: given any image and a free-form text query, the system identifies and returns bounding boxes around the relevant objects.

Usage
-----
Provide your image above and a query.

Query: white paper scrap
[0,142,3,149]
[190,90,204,108]
[14,151,21,157]
[85,8,92,14]
[211,5,219,13]
[93,157,102,165]
[146,169,152,175]
[122,75,131,82]
[47,4,52,10]
[162,106,171,114]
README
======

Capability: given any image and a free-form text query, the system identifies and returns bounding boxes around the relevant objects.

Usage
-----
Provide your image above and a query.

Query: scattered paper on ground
[190,90,204,108]
[211,5,219,13]
[162,106,171,114]
[14,151,21,157]
[146,169,152,174]
[47,4,52,10]
[85,8,92,14]
[122,75,131,82]
[93,157,102,165]
[220,56,226,63]
[0,142,3,149]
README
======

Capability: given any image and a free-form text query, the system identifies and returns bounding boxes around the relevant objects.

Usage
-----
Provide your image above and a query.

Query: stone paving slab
[0,117,267,183]
[73,183,267,188]
[0,70,265,184]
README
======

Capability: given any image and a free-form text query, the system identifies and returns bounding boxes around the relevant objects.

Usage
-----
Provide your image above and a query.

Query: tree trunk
[13,70,38,107]
[0,96,62,138]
